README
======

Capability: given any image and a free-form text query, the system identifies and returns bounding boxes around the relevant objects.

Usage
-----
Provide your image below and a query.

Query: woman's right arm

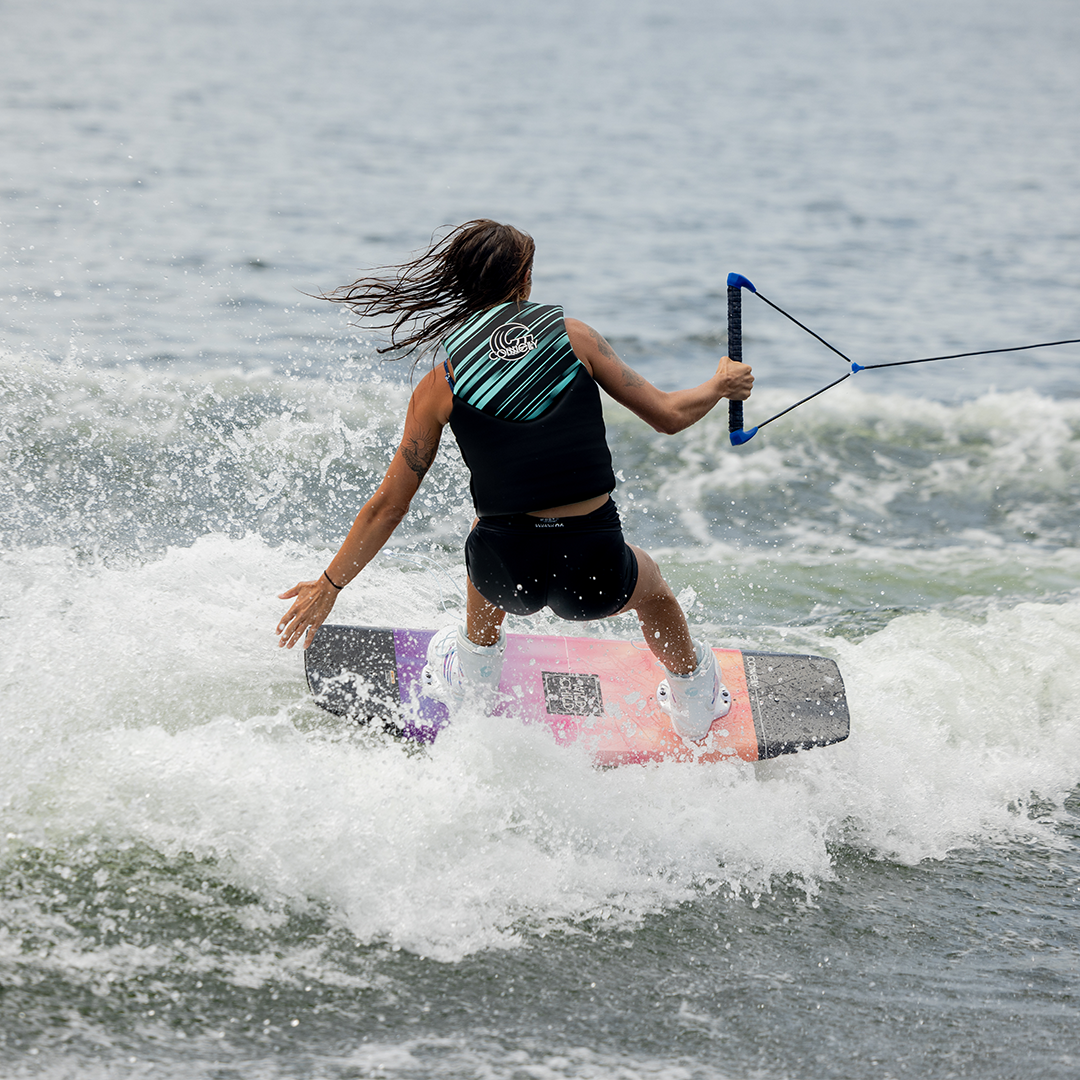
[565,318,753,435]
[276,367,452,649]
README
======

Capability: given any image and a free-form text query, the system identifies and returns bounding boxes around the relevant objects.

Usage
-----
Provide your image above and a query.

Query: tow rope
[725,273,1080,446]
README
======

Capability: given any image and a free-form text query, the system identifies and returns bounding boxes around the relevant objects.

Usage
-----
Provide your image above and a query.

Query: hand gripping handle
[726,273,756,444]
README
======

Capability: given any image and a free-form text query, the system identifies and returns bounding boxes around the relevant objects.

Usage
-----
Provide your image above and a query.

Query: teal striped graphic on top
[442,302,583,421]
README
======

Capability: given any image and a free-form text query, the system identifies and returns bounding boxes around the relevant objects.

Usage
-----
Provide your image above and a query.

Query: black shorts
[465,499,639,622]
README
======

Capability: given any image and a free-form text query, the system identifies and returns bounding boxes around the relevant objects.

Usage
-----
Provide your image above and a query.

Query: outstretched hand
[276,576,339,649]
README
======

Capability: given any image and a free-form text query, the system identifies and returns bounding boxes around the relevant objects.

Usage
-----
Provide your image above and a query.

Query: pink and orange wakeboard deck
[305,625,848,766]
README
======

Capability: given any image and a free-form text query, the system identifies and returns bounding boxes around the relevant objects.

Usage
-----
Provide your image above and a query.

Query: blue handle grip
[727,273,757,293]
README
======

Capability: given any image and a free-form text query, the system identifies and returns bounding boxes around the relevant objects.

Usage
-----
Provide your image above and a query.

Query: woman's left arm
[276,367,452,649]
[565,318,753,435]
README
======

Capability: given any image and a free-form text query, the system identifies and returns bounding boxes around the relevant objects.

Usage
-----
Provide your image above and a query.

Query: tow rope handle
[723,274,1079,446]
[726,273,757,446]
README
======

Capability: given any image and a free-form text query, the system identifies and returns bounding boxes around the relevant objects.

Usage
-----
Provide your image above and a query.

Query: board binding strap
[304,626,849,766]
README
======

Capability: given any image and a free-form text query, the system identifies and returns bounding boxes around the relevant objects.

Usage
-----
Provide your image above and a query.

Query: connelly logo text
[489,322,538,361]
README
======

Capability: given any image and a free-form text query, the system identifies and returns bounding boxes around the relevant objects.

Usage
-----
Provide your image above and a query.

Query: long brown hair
[323,220,535,359]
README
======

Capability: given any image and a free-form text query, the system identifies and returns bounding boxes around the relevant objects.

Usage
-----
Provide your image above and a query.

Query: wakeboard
[304,625,849,766]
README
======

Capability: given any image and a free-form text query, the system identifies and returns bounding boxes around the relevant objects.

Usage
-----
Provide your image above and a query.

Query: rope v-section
[725,273,1080,446]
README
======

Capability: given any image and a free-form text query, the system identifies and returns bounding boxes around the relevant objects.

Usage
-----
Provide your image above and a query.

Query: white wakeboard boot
[656,641,731,743]
[421,624,506,711]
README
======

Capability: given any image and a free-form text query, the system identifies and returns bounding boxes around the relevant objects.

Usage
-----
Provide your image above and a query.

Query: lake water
[2,0,1079,1077]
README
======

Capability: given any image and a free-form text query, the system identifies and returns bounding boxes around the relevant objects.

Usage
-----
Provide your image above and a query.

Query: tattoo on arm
[402,428,438,480]
[589,327,644,388]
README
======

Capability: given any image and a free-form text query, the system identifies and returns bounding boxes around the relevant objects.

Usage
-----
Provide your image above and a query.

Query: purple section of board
[393,628,446,742]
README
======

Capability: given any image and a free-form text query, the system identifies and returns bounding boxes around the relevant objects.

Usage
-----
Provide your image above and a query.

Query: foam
[3,537,1078,962]
[5,1033,738,1080]
[3,355,1079,961]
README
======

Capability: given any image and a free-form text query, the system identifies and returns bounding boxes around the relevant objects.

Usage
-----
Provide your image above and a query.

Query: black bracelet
[323,570,343,591]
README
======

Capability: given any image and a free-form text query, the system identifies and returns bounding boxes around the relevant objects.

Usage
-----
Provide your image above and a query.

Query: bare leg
[616,546,697,675]
[466,577,507,647]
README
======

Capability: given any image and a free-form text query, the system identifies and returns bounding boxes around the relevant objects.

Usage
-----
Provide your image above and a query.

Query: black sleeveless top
[442,302,617,517]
